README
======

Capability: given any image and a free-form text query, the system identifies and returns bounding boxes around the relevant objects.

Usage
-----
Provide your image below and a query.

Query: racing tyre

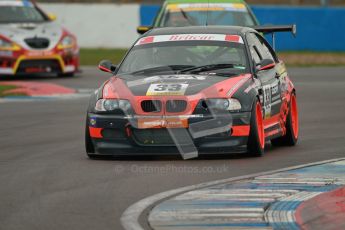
[247,99,265,157]
[85,120,97,159]
[271,93,299,146]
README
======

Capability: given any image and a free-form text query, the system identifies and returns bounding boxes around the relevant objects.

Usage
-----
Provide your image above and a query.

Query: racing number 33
[147,83,189,96]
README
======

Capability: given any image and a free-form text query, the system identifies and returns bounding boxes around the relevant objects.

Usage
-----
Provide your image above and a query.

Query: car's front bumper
[87,112,252,155]
[0,53,78,76]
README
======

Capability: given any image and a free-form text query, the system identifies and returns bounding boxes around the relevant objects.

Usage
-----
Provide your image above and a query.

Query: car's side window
[250,46,261,65]
[249,33,273,61]
[246,33,262,65]
[254,33,278,62]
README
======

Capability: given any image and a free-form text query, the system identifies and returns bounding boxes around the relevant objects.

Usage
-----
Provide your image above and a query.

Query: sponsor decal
[262,81,282,118]
[263,85,272,118]
[135,34,244,46]
[159,75,207,80]
[271,84,279,95]
[25,67,51,73]
[127,75,206,88]
[167,3,247,12]
[138,118,189,129]
[272,94,281,102]
[125,115,204,119]
[146,83,189,96]
[26,50,54,57]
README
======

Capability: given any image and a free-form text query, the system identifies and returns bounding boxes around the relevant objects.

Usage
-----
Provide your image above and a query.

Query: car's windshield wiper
[180,8,196,25]
[178,64,240,74]
[130,65,194,75]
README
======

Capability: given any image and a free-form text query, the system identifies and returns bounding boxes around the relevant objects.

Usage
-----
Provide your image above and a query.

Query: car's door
[246,32,282,120]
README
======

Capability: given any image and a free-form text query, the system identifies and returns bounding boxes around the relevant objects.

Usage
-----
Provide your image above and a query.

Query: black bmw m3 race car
[85,26,299,159]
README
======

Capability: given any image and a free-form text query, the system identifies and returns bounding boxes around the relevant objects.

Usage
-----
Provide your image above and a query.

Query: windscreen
[118,34,249,76]
[160,3,256,27]
[0,6,46,23]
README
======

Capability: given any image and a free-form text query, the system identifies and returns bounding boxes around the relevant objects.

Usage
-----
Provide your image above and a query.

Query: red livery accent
[232,125,250,136]
[89,127,103,138]
[139,36,154,45]
[263,114,281,129]
[225,35,240,42]
[295,187,345,230]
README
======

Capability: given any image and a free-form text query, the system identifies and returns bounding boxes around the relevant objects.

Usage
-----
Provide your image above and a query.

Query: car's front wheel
[271,93,299,146]
[247,99,265,157]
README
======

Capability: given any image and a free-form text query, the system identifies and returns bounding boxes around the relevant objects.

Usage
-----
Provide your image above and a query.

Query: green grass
[0,85,16,96]
[80,48,128,66]
[0,85,28,97]
[278,51,345,55]
[277,51,345,67]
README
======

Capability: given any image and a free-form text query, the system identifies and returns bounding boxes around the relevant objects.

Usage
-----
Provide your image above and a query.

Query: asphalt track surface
[1,67,345,230]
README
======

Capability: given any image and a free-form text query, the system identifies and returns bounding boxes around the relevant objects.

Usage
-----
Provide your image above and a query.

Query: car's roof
[164,0,247,4]
[146,26,255,37]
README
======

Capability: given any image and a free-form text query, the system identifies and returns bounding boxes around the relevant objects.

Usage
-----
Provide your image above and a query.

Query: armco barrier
[40,3,140,48]
[140,5,345,51]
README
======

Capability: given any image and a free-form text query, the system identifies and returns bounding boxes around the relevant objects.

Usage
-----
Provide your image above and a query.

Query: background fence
[40,3,345,51]
[37,0,345,6]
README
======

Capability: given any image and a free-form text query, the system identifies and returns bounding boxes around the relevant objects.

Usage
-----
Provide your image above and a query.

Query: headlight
[57,35,76,50]
[206,99,242,111]
[95,99,132,112]
[227,99,242,111]
[0,37,21,51]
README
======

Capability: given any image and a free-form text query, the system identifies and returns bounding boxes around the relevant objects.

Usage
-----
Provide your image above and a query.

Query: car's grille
[132,128,190,146]
[166,100,187,113]
[102,128,126,139]
[24,37,50,49]
[17,59,61,74]
[141,100,162,113]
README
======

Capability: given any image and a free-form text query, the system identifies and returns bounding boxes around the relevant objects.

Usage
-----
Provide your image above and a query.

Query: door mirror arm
[98,60,117,74]
[255,59,276,74]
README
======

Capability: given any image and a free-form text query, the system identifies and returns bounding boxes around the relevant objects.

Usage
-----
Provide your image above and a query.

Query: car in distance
[138,0,259,34]
[0,0,79,77]
[86,25,299,159]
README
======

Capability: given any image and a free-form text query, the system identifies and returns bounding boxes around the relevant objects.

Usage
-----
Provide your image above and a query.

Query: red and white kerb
[135,34,244,46]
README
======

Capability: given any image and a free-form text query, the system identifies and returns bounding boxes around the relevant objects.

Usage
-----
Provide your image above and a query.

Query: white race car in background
[0,0,79,77]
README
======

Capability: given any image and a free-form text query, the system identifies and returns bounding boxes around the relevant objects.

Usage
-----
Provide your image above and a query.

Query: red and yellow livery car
[0,0,79,77]
[85,26,299,159]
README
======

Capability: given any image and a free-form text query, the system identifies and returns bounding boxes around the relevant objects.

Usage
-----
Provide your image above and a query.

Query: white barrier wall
[40,3,140,48]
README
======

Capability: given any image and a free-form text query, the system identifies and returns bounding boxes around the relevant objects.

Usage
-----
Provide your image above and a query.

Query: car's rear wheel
[85,119,97,159]
[247,99,265,157]
[271,93,299,146]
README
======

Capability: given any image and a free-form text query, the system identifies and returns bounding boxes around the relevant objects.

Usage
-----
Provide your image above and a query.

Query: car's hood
[103,73,252,98]
[124,74,234,96]
[0,22,63,50]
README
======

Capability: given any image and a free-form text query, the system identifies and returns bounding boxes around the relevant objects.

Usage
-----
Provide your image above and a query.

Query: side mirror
[137,26,152,35]
[47,13,57,21]
[256,59,275,72]
[98,60,117,73]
